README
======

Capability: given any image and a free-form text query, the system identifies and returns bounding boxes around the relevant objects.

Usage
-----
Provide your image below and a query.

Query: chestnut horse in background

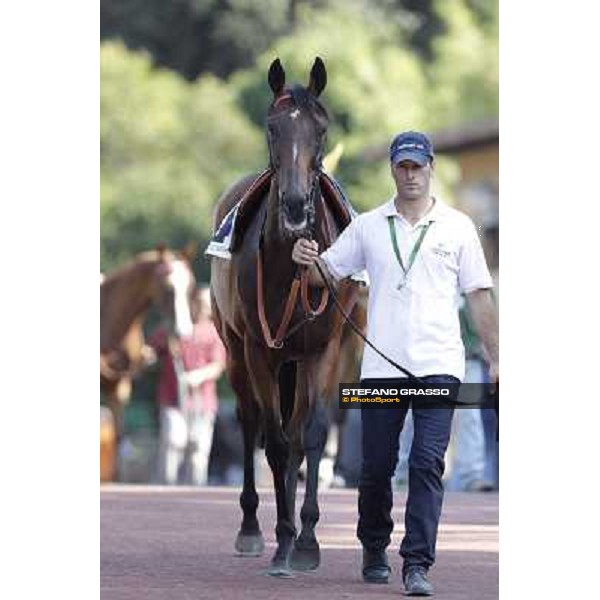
[210,58,362,577]
[100,245,196,437]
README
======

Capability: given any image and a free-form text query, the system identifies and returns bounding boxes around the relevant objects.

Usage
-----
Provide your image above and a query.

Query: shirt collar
[381,196,446,225]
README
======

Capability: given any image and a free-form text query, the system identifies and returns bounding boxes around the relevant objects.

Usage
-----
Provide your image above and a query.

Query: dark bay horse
[100,246,196,436]
[210,57,362,577]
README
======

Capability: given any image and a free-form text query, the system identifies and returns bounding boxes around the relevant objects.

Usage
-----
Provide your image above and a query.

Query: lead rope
[301,192,329,317]
[304,194,423,383]
[256,249,302,349]
[313,260,425,385]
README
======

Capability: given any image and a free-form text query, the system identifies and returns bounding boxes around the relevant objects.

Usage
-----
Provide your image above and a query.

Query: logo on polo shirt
[432,246,451,258]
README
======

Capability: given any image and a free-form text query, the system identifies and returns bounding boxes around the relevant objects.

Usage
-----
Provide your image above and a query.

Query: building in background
[432,119,499,278]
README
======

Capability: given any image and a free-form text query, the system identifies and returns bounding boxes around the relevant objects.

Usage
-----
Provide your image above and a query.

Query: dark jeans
[357,375,457,574]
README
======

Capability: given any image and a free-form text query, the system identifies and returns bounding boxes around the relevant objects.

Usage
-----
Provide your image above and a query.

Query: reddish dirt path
[101,486,498,599]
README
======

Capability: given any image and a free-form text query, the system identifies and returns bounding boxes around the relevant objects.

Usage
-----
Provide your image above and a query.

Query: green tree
[424,0,498,130]
[232,5,427,149]
[101,0,498,269]
[101,0,290,80]
[101,42,264,276]
[100,0,470,80]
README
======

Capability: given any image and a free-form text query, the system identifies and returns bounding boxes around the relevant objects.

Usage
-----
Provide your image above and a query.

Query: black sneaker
[362,549,390,584]
[403,566,433,596]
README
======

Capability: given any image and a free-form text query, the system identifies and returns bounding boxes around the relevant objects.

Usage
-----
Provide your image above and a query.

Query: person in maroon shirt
[148,285,227,485]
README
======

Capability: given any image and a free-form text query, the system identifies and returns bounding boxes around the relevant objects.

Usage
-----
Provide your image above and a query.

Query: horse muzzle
[281,192,311,234]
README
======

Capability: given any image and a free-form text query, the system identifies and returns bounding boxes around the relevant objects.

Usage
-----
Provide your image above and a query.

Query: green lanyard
[387,216,432,288]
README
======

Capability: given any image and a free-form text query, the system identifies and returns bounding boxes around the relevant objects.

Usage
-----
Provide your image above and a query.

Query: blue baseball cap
[389,131,434,166]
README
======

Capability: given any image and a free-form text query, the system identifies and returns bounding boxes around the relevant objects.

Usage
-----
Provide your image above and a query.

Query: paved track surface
[101,486,498,600]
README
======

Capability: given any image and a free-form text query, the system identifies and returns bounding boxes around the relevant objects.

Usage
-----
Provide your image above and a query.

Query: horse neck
[263,179,294,254]
[262,179,280,244]
[100,261,156,351]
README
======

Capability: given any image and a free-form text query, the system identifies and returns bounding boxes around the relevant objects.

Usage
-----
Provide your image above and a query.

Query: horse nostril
[285,196,306,223]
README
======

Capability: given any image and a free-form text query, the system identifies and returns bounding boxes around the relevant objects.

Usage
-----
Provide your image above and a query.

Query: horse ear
[308,57,327,97]
[180,241,198,265]
[268,58,286,96]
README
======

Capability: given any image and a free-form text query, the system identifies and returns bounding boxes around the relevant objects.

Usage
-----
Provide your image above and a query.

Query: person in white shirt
[292,131,498,596]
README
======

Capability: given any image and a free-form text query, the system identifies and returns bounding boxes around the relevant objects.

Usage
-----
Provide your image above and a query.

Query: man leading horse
[293,130,499,596]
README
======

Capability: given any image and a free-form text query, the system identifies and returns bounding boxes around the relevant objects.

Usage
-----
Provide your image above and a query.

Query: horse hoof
[290,541,321,571]
[235,532,265,556]
[267,560,294,578]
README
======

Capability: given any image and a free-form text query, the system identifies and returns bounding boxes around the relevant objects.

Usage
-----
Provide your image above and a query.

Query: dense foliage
[101,0,498,280]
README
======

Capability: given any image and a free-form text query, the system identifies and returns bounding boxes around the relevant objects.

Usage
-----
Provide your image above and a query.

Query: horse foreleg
[235,398,264,556]
[280,361,303,531]
[225,329,265,557]
[245,342,296,577]
[263,412,297,577]
[285,436,304,533]
[290,399,328,571]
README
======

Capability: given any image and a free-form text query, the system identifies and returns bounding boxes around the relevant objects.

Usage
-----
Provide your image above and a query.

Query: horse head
[151,243,197,338]
[266,57,329,237]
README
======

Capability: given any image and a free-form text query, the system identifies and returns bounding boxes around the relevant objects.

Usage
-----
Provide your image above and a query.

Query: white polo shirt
[321,197,493,381]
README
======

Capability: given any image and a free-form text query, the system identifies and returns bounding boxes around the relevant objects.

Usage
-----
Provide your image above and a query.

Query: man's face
[391,159,433,201]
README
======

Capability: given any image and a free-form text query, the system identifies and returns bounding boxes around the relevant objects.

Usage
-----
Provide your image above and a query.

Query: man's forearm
[466,289,499,365]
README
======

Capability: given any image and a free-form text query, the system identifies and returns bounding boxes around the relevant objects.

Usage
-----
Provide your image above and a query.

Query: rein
[256,253,330,350]
[313,261,424,384]
[255,188,330,350]
[253,175,424,384]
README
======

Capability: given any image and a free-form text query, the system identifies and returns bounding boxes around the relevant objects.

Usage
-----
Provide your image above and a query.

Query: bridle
[256,177,341,350]
[257,91,332,349]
